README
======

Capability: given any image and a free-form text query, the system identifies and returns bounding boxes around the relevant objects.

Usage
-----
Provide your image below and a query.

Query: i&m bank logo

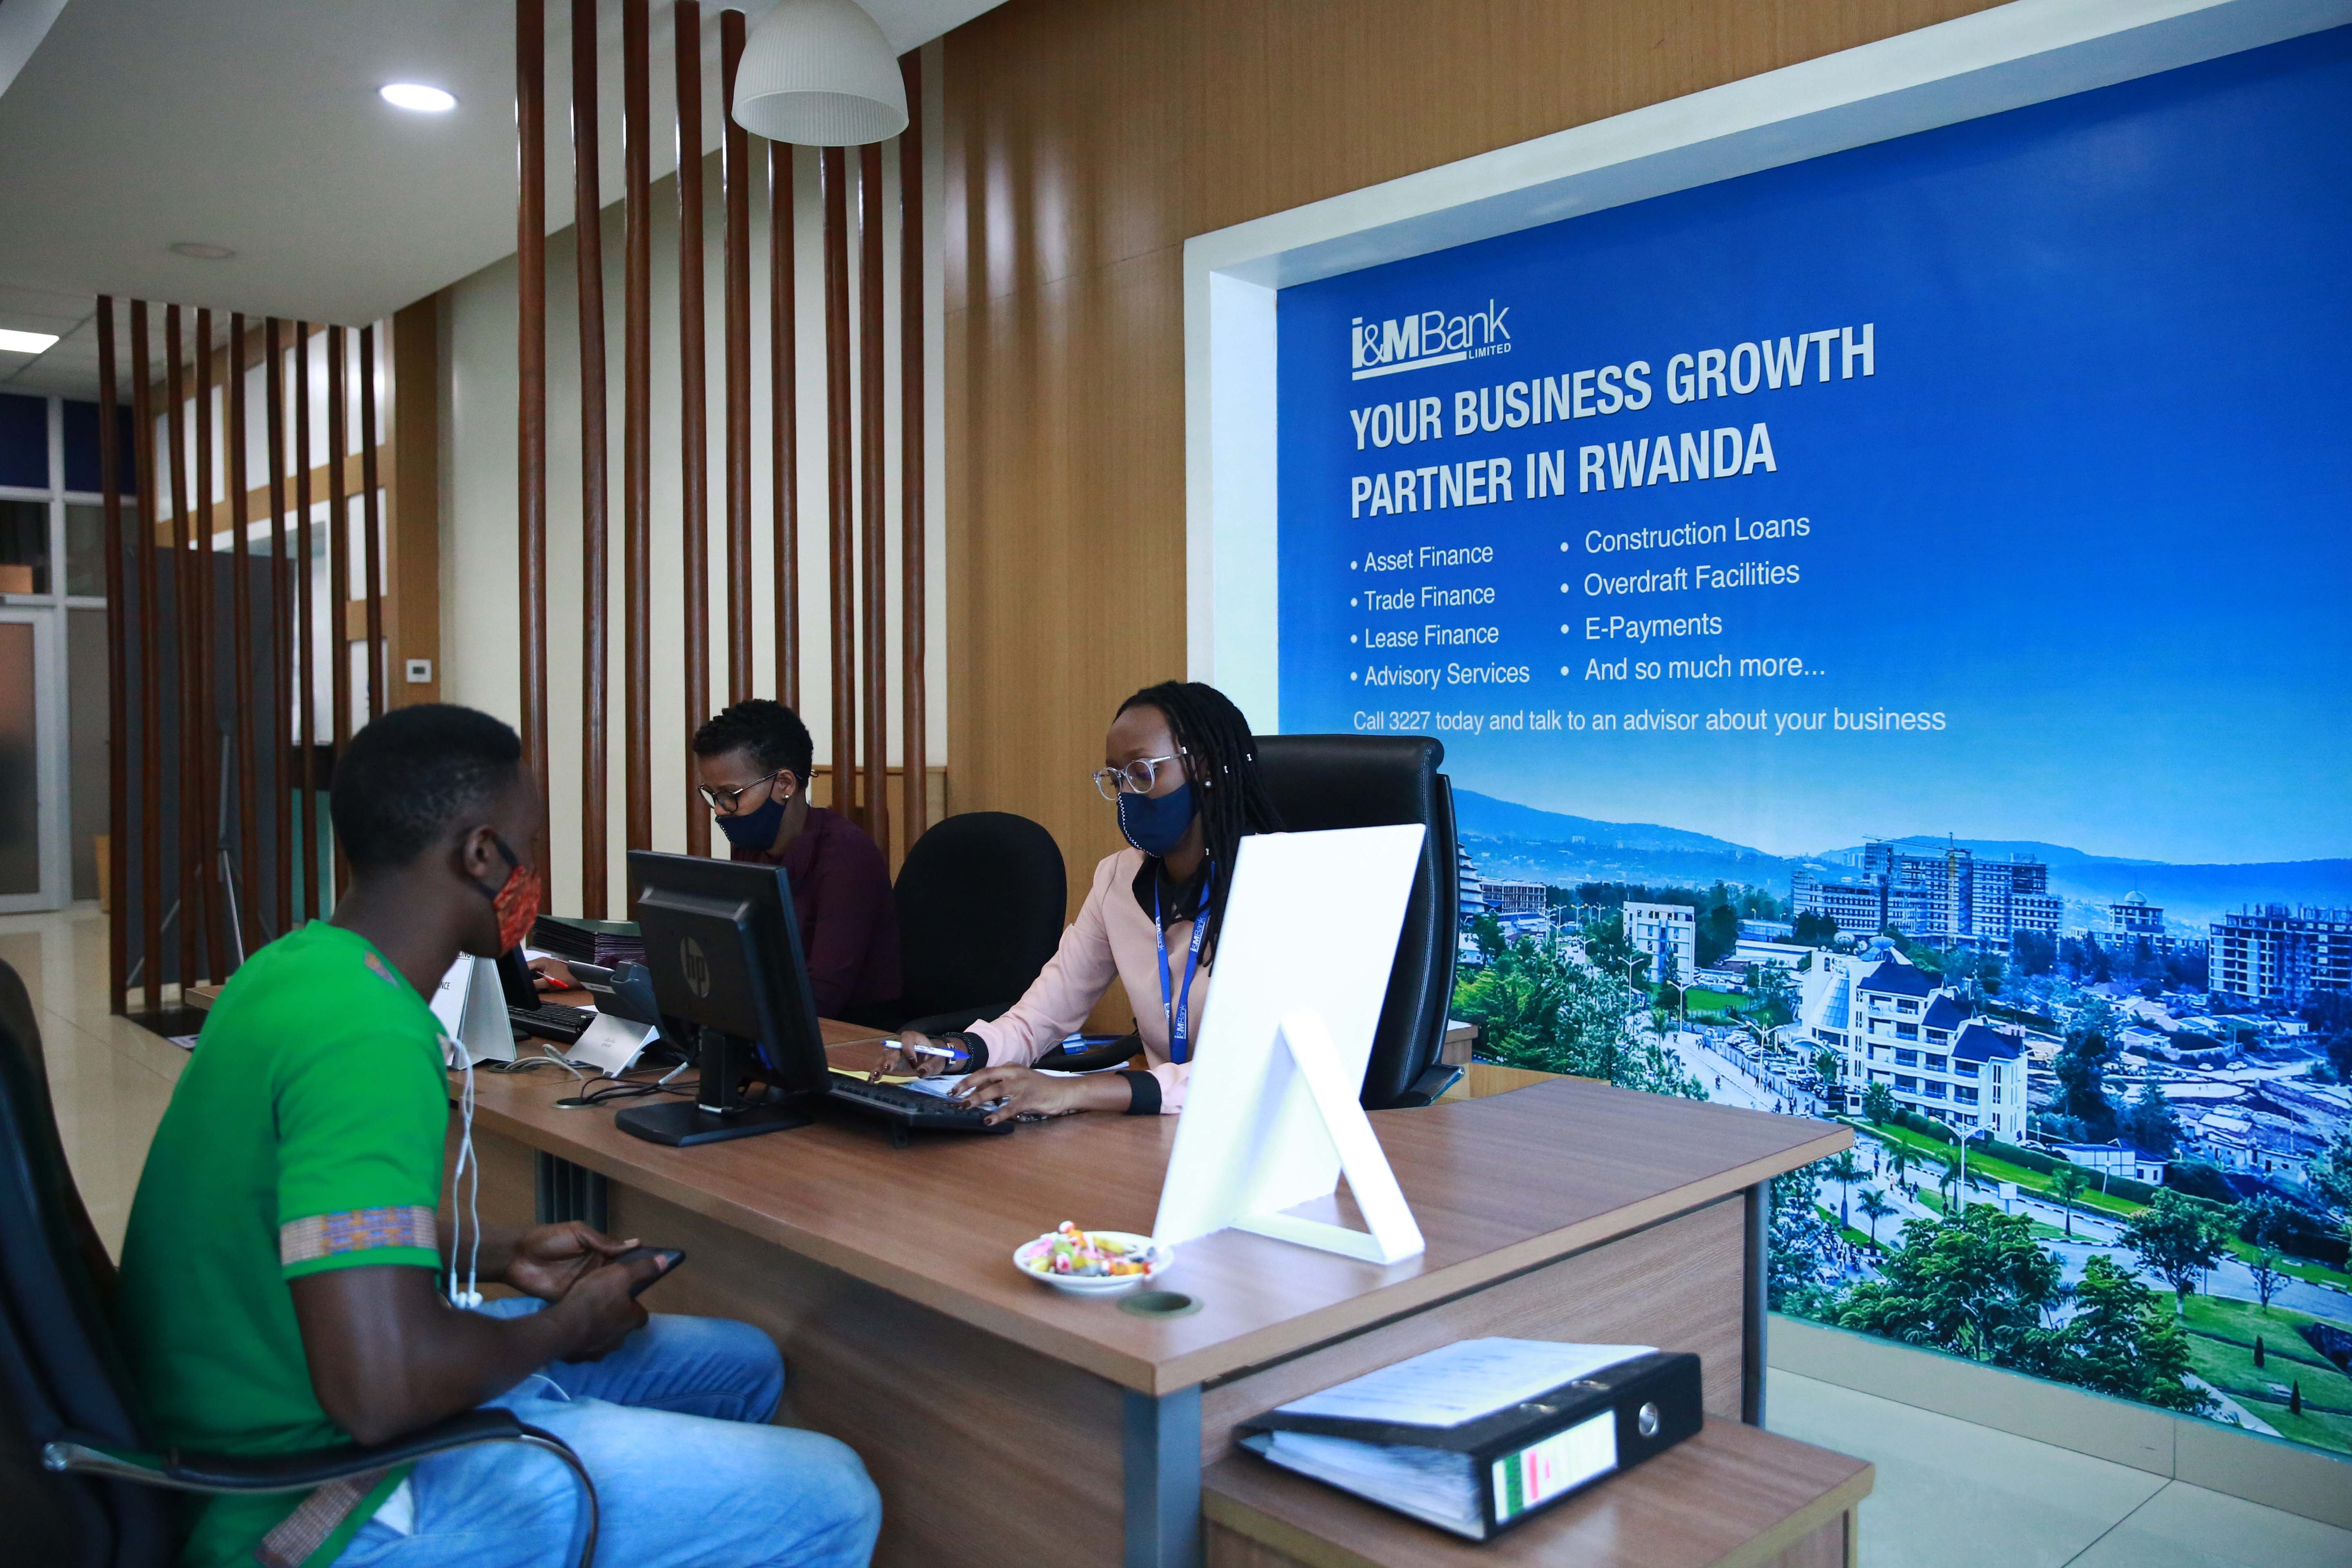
[1349,300,1513,381]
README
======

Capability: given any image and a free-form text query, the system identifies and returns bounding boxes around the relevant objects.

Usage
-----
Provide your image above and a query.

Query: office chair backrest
[0,959,174,1567]
[891,812,1068,1031]
[1250,735,1459,1109]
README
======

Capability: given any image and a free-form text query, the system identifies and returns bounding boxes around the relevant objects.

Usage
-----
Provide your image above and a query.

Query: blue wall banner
[1273,25,2352,1455]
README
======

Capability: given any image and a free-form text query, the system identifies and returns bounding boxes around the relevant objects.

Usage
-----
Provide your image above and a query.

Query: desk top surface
[459,1021,1845,1395]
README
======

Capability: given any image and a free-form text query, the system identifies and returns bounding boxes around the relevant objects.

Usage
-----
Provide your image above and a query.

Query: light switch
[405,658,433,684]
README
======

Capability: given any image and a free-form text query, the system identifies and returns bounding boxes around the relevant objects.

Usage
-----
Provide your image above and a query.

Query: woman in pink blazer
[875,680,1281,1123]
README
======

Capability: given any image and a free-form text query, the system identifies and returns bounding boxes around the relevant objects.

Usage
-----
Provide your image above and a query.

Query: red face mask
[476,833,544,953]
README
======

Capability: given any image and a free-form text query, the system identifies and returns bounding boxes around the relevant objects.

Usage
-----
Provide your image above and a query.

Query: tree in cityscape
[2051,1165,2087,1239]
[1856,1188,1895,1245]
[1837,1207,2063,1363]
[1453,932,1704,1100]
[1751,962,1797,1023]
[2308,1129,2352,1221]
[1767,1162,1843,1315]
[1471,913,1509,964]
[2238,1193,2297,1255]
[2248,1249,2284,1312]
[1936,1150,1964,1211]
[1793,909,1838,948]
[1862,1080,1896,1126]
[2017,1254,2212,1415]
[2120,1080,2181,1159]
[2052,1001,2120,1137]
[1827,1151,1862,1227]
[1888,1144,1913,1193]
[2011,928,2056,977]
[2121,1191,2236,1313]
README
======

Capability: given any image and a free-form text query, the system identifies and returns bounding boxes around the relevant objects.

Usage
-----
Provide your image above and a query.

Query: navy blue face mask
[1118,782,1196,857]
[715,788,790,849]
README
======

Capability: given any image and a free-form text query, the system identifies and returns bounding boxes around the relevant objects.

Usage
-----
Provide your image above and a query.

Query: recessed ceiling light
[0,329,61,354]
[381,82,457,113]
[169,241,237,261]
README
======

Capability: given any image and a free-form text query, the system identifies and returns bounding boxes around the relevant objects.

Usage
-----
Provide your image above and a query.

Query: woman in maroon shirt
[691,699,902,1022]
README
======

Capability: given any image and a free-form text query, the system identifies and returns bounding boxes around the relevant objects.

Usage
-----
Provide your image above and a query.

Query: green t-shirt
[118,922,452,1568]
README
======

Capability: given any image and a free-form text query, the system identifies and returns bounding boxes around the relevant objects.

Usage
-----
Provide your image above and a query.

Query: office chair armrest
[47,1408,548,1493]
[47,1411,599,1568]
[1031,1032,1143,1075]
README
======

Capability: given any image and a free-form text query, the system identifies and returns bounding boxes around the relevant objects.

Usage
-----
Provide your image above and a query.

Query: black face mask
[715,791,789,849]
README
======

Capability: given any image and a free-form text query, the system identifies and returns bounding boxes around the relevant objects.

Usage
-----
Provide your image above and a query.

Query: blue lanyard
[1154,865,1214,1066]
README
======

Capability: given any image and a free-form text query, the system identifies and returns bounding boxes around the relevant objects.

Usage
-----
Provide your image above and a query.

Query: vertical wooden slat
[821,147,855,825]
[573,0,610,918]
[857,143,889,862]
[361,326,386,723]
[228,315,260,956]
[266,319,292,939]
[518,0,551,877]
[899,52,926,848]
[131,304,161,1008]
[676,0,711,855]
[294,327,318,919]
[193,312,221,959]
[98,297,127,1013]
[327,326,351,898]
[769,140,799,710]
[623,0,653,867]
[165,306,198,985]
[721,8,753,706]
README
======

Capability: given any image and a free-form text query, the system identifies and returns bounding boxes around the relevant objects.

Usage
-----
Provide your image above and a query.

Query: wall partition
[446,2,944,920]
[1190,0,2352,1473]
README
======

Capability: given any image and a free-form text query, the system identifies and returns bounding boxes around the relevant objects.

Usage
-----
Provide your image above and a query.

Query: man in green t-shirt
[119,704,879,1568]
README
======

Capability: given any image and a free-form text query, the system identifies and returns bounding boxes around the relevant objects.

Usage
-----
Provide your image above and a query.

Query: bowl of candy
[1013,1222,1169,1294]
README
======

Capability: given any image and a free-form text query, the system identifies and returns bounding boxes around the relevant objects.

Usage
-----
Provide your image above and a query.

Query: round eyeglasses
[697,766,788,814]
[1091,753,1182,802]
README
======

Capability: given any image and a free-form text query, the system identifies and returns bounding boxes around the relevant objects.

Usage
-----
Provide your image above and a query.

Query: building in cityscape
[2046,1141,2169,1184]
[2111,893,2164,938]
[1624,901,1697,979]
[1480,880,1547,915]
[2209,904,2352,1007]
[1796,944,2028,1139]
[1791,840,2061,948]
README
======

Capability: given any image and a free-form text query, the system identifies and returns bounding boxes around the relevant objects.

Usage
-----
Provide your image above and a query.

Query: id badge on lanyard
[1155,866,1214,1065]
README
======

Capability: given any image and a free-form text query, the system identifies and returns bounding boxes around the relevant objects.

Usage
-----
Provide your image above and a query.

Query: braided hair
[1117,681,1282,962]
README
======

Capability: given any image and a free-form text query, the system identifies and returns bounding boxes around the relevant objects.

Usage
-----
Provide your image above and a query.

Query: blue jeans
[337,1298,880,1568]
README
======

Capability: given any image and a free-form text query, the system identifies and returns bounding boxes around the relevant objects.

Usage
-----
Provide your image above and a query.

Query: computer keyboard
[509,1001,596,1045]
[824,1076,1012,1138]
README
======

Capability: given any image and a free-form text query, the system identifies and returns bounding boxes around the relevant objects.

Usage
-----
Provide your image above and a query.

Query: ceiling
[0,0,997,400]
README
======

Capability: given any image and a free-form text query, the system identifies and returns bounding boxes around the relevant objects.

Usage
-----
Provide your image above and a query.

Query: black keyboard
[824,1077,1011,1138]
[510,1002,596,1044]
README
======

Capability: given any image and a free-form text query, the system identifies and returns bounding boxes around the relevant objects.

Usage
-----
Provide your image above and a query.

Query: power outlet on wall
[405,658,433,685]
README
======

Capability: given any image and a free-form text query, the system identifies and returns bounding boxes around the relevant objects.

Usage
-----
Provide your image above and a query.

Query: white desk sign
[432,954,517,1067]
[1151,824,1428,1265]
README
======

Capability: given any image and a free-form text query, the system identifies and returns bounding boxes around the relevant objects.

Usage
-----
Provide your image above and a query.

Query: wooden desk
[450,1022,1845,1568]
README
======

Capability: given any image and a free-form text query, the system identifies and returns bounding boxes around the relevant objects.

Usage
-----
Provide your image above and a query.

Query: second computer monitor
[626,850,831,1097]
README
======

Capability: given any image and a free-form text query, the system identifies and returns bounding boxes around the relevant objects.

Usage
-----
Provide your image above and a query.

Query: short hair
[693,699,815,784]
[330,704,524,872]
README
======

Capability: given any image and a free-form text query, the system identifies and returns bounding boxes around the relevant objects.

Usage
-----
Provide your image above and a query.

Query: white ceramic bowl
[1013,1229,1169,1294]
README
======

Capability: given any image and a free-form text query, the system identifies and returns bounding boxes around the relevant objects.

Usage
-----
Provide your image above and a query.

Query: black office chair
[1253,735,1462,1109]
[0,958,600,1568]
[881,811,1067,1037]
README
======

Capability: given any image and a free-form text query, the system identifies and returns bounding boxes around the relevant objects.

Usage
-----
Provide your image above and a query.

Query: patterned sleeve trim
[279,1206,439,1269]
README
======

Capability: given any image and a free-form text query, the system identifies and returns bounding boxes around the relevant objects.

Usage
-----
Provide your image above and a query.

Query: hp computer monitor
[626,850,830,1098]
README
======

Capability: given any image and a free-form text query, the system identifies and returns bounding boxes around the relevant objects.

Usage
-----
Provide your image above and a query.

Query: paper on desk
[1276,1339,1654,1428]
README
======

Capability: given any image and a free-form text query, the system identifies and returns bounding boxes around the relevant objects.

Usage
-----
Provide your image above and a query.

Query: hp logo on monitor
[680,936,711,998]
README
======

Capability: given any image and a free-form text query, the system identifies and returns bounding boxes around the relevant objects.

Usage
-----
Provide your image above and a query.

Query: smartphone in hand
[611,1245,686,1297]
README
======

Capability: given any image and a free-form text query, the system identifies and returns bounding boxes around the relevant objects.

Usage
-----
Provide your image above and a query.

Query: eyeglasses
[697,766,788,814]
[1091,754,1182,802]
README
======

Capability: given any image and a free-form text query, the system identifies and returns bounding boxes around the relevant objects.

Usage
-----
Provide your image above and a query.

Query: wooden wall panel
[941,0,2007,913]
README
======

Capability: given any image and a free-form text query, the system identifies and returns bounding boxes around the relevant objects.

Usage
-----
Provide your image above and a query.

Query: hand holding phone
[609,1245,686,1298]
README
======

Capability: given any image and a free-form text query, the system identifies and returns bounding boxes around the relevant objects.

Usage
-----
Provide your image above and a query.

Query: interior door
[0,606,67,913]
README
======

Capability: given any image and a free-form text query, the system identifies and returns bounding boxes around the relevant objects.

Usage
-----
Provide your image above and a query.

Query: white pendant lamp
[732,0,907,146]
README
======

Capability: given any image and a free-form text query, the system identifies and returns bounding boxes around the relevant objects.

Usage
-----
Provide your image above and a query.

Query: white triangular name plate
[1227,1011,1425,1265]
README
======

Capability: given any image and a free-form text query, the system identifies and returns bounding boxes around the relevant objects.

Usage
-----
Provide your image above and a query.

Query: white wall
[442,44,946,912]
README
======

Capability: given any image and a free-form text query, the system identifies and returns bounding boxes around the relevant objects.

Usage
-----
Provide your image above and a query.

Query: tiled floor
[1770,1369,2352,1566]
[8,903,2348,1567]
